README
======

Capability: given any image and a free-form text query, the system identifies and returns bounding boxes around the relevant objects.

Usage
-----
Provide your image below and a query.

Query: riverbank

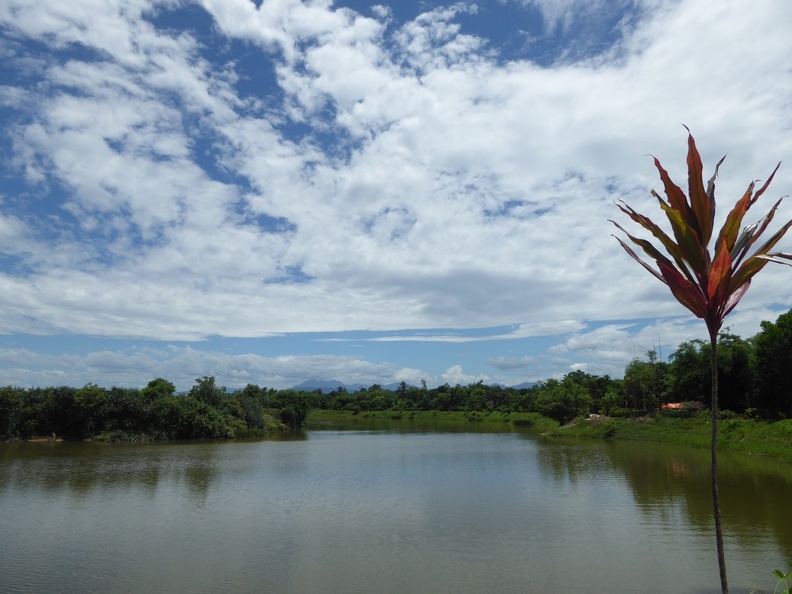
[549,412,792,462]
[308,409,792,463]
[307,409,559,433]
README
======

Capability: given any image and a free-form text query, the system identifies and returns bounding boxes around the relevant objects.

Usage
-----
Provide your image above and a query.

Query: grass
[549,412,792,463]
[307,410,792,462]
[306,409,559,433]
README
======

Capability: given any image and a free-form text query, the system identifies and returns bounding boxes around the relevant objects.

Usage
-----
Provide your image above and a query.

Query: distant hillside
[290,379,538,392]
[290,379,365,393]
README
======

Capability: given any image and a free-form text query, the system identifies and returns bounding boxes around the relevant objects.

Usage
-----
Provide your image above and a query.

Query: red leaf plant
[611,129,792,594]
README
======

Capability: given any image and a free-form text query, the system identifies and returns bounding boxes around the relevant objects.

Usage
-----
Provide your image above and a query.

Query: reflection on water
[535,437,792,555]
[535,437,792,584]
[1,426,791,594]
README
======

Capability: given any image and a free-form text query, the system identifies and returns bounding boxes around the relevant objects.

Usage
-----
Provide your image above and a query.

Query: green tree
[151,395,231,439]
[612,129,792,593]
[753,309,792,417]
[466,381,488,411]
[189,376,225,407]
[667,334,754,412]
[142,378,176,401]
[535,378,591,424]
[366,385,393,411]
[623,350,669,411]
[232,384,270,432]
[668,340,709,403]
[600,381,626,416]
[0,386,25,439]
[714,332,754,413]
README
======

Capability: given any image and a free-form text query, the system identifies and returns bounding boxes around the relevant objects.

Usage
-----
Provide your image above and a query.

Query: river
[1,419,790,593]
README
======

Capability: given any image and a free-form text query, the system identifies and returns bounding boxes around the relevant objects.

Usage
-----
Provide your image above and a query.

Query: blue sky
[1,0,792,391]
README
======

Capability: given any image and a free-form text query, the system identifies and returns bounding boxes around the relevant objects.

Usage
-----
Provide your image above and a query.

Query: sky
[1,0,792,392]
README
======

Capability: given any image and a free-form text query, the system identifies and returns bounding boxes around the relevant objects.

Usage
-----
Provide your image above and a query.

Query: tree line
[2,309,792,441]
[621,308,792,418]
[313,308,792,421]
[0,377,315,442]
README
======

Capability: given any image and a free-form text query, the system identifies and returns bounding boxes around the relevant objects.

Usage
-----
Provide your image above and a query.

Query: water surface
[1,423,790,593]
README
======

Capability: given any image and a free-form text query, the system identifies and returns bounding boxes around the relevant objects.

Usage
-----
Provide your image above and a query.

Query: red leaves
[614,130,791,334]
[658,261,707,319]
[685,129,715,246]
[708,240,732,303]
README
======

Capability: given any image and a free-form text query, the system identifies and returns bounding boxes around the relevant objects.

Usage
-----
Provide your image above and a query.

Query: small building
[661,401,704,411]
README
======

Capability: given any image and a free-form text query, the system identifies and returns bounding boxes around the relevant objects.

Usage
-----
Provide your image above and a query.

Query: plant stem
[710,329,728,594]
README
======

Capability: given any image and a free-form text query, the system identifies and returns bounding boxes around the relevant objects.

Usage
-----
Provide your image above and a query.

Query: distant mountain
[290,379,365,393]
[290,379,538,392]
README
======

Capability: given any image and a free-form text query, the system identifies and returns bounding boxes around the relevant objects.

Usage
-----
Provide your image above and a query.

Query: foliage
[307,409,559,433]
[623,349,669,411]
[713,332,754,413]
[189,376,226,408]
[612,130,791,335]
[773,569,792,594]
[7,302,792,443]
[141,378,176,400]
[666,333,755,412]
[0,387,25,439]
[668,340,709,403]
[753,310,792,418]
[550,413,792,462]
[0,377,315,441]
[535,377,592,424]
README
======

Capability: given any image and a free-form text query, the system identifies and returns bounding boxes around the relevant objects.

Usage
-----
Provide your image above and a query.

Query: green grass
[549,413,792,462]
[306,409,558,433]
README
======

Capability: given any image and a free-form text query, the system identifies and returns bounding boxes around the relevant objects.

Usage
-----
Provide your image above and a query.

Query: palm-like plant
[612,129,792,594]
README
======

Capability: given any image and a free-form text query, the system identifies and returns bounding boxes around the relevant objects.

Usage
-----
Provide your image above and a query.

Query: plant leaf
[658,198,707,278]
[614,132,791,344]
[721,280,750,318]
[757,252,792,266]
[751,162,781,205]
[612,236,666,284]
[617,200,697,283]
[652,156,699,237]
[610,221,678,271]
[658,261,708,318]
[731,200,785,271]
[716,182,754,252]
[686,130,714,245]
[708,239,732,307]
[706,154,726,203]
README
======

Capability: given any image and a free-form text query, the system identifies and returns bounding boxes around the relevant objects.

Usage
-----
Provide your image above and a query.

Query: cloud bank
[1,0,791,388]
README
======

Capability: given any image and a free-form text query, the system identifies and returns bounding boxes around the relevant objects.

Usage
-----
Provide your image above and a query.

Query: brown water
[1,423,790,593]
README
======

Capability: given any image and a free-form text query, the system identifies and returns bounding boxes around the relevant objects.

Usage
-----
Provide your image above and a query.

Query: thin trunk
[710,330,728,594]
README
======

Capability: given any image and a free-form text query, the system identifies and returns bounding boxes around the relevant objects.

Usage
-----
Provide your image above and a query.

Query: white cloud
[350,320,585,343]
[0,345,417,391]
[1,0,792,386]
[440,364,489,386]
[488,355,536,370]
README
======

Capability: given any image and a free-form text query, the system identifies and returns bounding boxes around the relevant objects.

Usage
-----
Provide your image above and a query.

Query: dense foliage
[2,309,792,442]
[0,377,315,442]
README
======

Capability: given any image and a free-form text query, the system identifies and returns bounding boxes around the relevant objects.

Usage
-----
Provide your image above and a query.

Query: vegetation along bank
[3,307,792,445]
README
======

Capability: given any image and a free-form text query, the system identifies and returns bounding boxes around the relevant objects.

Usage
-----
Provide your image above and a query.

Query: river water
[1,419,790,593]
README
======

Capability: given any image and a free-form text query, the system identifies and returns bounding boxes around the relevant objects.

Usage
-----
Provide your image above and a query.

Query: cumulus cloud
[0,345,417,391]
[1,0,791,387]
[440,364,489,386]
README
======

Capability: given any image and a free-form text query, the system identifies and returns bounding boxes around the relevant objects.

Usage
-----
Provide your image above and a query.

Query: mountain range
[289,379,538,393]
